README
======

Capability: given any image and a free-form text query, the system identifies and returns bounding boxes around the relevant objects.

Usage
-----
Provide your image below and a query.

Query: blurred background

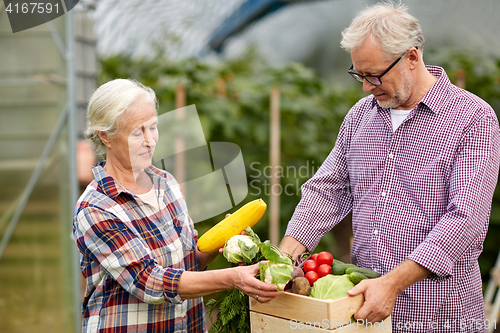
[1,0,500,332]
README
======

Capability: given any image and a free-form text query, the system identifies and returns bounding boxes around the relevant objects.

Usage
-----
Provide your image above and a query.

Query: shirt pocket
[171,213,196,252]
[162,189,197,252]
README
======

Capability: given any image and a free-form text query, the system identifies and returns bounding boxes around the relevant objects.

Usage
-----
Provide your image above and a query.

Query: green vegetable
[206,289,249,333]
[259,261,293,290]
[345,266,380,278]
[206,227,263,333]
[245,226,262,245]
[207,227,293,332]
[332,263,356,275]
[348,272,368,284]
[223,235,259,264]
[332,259,345,266]
[259,240,291,264]
[310,274,355,300]
[258,239,293,290]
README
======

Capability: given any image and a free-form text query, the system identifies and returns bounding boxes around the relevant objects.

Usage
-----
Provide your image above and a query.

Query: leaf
[238,238,259,264]
[245,226,261,245]
[310,274,355,300]
[259,240,292,265]
[207,289,250,333]
[260,262,293,290]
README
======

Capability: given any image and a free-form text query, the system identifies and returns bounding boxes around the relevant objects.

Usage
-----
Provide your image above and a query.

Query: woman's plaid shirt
[73,162,206,333]
[286,66,500,332]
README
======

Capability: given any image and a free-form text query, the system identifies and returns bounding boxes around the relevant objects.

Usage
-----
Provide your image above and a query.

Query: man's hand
[347,260,431,323]
[279,236,307,260]
[347,276,398,323]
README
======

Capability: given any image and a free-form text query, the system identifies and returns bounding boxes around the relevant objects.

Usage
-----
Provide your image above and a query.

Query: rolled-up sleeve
[409,115,500,278]
[74,207,184,304]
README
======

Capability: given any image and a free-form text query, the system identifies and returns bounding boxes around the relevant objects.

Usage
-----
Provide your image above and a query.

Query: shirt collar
[371,65,451,115]
[418,66,451,115]
[91,161,165,200]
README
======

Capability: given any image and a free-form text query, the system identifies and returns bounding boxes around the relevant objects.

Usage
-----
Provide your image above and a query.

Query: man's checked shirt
[73,162,206,333]
[286,66,500,332]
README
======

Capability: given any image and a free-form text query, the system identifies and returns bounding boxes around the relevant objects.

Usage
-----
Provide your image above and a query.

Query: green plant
[99,48,362,256]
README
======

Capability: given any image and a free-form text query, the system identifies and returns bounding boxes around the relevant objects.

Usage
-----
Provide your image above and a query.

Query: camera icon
[150,105,248,223]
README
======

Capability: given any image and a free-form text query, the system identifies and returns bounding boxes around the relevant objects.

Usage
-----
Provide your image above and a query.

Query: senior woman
[73,78,280,333]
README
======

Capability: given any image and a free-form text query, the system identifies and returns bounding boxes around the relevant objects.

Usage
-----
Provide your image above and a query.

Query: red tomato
[303,260,318,273]
[305,271,319,286]
[317,264,332,277]
[310,253,319,261]
[316,251,333,266]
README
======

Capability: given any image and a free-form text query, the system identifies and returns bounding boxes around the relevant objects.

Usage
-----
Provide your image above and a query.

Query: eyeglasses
[348,47,417,86]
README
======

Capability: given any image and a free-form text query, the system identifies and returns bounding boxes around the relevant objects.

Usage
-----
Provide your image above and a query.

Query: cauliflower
[260,262,293,291]
[223,235,259,264]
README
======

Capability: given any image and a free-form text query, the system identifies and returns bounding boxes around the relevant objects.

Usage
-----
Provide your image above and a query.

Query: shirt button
[373,229,379,235]
[388,153,394,159]
[381,191,387,197]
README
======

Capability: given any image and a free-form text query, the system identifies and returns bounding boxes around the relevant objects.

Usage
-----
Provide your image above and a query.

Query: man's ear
[97,131,111,148]
[408,47,419,70]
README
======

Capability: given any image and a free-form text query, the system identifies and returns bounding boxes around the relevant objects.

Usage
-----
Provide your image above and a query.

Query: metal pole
[46,19,67,58]
[66,8,82,333]
[0,105,68,260]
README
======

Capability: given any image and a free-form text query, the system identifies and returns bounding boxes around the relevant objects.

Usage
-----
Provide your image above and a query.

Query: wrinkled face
[106,97,158,174]
[351,38,414,109]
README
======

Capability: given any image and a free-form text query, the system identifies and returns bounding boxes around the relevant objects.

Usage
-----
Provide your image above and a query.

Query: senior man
[280,2,500,332]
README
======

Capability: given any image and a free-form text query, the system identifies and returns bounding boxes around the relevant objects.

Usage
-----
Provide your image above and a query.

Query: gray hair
[84,78,158,156]
[340,1,424,60]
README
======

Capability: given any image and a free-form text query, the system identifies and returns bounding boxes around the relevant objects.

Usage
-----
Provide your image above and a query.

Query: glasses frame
[348,47,417,86]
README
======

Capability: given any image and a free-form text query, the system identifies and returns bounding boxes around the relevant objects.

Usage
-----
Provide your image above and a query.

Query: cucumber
[332,259,345,266]
[331,263,356,275]
[345,266,381,278]
[348,272,368,284]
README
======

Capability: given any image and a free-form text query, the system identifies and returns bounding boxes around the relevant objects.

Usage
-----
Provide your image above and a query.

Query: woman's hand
[196,247,219,270]
[230,263,282,303]
[177,262,282,301]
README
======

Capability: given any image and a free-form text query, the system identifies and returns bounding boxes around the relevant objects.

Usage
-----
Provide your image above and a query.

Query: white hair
[84,78,158,156]
[340,1,424,60]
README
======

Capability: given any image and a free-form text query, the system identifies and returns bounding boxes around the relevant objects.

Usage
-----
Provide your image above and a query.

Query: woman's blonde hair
[340,1,424,60]
[84,78,158,156]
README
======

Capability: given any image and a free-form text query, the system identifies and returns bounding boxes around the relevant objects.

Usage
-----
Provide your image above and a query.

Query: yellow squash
[197,198,267,253]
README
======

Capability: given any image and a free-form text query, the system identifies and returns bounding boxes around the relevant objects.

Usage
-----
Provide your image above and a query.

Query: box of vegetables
[201,200,390,332]
[249,249,391,332]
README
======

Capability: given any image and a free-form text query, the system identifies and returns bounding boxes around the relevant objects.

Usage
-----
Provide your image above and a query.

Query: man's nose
[362,79,376,93]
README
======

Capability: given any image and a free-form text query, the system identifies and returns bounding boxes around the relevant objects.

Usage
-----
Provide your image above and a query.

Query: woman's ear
[97,131,111,148]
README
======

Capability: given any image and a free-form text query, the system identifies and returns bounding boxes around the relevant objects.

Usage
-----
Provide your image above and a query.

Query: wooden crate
[250,292,392,332]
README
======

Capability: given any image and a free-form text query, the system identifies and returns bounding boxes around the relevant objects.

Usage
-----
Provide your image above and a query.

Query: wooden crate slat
[250,292,362,324]
[250,311,392,332]
[250,292,392,332]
